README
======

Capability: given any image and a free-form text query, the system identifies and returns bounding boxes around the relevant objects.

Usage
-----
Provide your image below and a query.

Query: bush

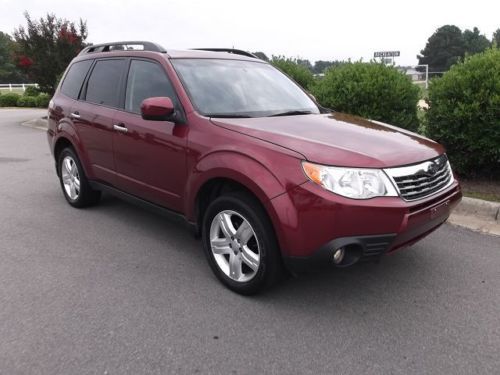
[426,48,500,177]
[311,62,421,131]
[23,86,40,97]
[16,95,38,107]
[271,56,315,90]
[36,93,51,108]
[0,92,20,106]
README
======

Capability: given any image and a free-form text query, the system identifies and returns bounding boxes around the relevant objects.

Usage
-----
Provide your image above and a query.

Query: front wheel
[202,191,281,295]
[58,147,101,208]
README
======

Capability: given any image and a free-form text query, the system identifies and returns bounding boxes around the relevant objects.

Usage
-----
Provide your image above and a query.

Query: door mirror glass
[140,97,175,121]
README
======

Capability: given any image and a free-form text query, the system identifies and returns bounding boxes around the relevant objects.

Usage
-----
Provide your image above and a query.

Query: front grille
[385,155,453,201]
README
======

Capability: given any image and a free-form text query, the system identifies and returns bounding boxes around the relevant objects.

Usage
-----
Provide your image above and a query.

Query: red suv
[47,41,462,294]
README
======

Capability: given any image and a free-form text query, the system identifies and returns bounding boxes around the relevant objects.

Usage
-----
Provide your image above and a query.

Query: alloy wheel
[61,156,80,200]
[209,210,260,282]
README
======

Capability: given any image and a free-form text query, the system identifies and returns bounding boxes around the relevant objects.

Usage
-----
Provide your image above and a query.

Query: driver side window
[125,60,178,114]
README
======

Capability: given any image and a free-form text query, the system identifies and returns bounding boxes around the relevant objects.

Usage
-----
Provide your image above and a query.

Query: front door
[112,59,188,212]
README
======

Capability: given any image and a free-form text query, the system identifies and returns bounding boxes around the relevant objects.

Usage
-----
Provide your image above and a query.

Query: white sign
[374,51,400,58]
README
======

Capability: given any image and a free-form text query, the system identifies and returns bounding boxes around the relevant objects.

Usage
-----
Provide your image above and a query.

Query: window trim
[120,57,185,120]
[80,57,128,110]
[59,59,94,101]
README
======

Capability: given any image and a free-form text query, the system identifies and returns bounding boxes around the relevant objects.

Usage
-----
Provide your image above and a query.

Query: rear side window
[60,60,92,99]
[85,59,126,108]
[125,60,178,114]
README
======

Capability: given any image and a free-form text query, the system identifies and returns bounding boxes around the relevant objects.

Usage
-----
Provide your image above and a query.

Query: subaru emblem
[426,162,438,175]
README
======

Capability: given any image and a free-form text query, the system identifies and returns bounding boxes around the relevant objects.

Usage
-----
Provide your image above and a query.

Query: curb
[20,117,48,131]
[449,197,500,236]
[453,197,500,222]
[19,117,499,236]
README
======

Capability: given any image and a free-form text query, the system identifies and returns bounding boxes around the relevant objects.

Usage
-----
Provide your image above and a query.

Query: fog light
[333,247,345,265]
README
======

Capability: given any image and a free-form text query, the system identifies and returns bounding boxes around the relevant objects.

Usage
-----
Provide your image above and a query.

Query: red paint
[140,97,174,120]
[47,48,462,261]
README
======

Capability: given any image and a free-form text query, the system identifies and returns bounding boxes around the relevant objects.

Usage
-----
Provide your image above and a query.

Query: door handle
[70,111,80,119]
[113,124,128,133]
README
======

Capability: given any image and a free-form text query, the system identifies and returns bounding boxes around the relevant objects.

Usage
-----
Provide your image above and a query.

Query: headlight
[302,161,398,199]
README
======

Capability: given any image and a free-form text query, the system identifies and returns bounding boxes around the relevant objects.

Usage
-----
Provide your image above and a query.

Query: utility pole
[415,64,429,89]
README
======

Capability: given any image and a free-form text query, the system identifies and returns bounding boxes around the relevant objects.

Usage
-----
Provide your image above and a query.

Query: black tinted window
[85,59,126,107]
[125,60,177,113]
[60,60,92,99]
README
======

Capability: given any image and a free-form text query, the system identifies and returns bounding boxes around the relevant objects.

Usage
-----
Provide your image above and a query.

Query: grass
[460,179,500,202]
[0,88,25,95]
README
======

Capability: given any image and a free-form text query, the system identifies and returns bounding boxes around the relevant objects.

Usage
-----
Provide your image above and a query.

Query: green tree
[418,25,465,72]
[463,27,490,55]
[492,29,500,47]
[313,60,343,74]
[13,12,88,94]
[270,56,315,90]
[426,48,500,177]
[296,58,313,72]
[252,51,269,61]
[311,62,420,131]
[0,31,26,83]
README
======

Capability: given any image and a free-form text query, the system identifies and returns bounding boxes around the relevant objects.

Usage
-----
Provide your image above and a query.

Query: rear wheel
[202,191,281,295]
[58,147,101,208]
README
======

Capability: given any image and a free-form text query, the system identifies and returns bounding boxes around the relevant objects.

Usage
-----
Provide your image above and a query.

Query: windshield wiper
[268,110,313,117]
[207,113,253,118]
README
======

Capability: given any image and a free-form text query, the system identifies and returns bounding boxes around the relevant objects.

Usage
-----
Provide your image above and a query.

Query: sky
[1,0,498,66]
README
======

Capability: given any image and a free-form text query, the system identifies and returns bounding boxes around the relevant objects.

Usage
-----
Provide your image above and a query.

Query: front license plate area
[430,200,450,219]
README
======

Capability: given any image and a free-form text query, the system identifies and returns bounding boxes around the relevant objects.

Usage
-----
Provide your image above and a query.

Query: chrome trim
[113,124,128,133]
[384,156,454,201]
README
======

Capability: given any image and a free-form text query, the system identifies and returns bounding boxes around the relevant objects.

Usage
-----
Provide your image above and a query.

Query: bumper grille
[385,155,453,201]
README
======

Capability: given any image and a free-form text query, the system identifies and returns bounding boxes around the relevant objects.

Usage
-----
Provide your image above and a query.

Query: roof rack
[79,41,166,55]
[191,48,257,59]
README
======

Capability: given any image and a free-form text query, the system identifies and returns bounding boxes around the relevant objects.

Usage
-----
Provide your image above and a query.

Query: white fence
[0,83,38,93]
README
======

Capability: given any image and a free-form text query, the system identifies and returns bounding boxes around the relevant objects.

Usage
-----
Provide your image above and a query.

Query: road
[1,108,499,375]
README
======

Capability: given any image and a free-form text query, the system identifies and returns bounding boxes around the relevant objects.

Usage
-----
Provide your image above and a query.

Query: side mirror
[140,97,175,121]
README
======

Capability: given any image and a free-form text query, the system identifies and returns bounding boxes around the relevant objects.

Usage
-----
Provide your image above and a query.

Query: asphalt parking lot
[1,108,499,374]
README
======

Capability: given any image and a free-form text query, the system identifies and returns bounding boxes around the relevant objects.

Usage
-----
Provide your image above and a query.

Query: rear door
[73,58,127,183]
[53,59,93,158]
[112,58,188,212]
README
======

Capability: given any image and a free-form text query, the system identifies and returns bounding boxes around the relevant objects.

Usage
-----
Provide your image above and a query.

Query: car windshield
[171,58,320,118]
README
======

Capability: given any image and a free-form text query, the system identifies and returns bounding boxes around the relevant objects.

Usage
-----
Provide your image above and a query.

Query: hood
[211,112,444,168]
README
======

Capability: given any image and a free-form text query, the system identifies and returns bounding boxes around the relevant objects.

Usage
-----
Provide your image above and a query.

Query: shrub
[23,85,40,97]
[426,48,500,177]
[16,95,38,107]
[36,93,51,108]
[271,56,315,90]
[311,62,421,132]
[0,92,20,106]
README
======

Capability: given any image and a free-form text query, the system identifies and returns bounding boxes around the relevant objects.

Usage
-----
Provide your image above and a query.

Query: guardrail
[0,83,38,92]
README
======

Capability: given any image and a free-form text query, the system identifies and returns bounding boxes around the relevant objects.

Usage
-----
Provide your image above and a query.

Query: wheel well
[195,178,286,270]
[54,137,73,162]
[53,138,74,176]
[195,178,264,233]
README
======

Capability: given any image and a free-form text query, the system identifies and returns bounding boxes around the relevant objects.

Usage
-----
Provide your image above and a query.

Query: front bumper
[267,179,462,272]
[283,233,397,272]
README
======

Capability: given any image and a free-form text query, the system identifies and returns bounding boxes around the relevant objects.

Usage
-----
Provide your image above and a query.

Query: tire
[57,147,101,208]
[202,191,282,295]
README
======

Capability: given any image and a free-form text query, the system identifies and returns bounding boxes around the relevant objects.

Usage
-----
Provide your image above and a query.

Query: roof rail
[79,41,166,55]
[191,48,257,59]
